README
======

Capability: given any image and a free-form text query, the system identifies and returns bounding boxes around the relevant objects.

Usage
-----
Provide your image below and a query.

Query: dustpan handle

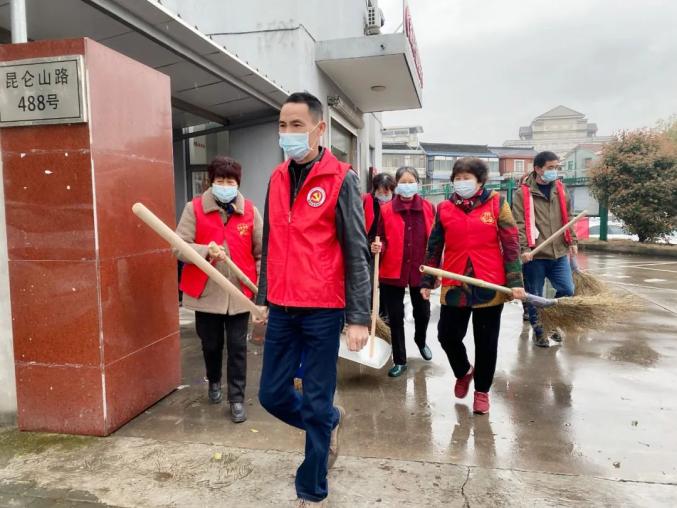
[369,236,380,357]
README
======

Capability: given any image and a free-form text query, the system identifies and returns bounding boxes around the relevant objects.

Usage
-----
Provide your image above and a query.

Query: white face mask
[453,179,479,199]
[212,184,238,203]
[278,123,321,161]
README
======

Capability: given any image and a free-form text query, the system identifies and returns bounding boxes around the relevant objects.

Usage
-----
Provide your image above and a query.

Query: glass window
[331,120,356,165]
[514,160,524,172]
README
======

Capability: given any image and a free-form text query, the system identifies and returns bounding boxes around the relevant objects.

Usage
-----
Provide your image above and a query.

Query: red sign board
[404,1,423,88]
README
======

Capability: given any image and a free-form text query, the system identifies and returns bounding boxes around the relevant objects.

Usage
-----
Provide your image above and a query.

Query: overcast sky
[378,0,677,146]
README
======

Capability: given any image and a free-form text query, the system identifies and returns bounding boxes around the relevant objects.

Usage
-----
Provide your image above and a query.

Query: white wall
[159,0,365,43]
[229,121,283,209]
[0,150,17,424]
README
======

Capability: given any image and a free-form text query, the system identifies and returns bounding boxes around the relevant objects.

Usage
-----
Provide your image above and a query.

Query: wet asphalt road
[117,252,677,486]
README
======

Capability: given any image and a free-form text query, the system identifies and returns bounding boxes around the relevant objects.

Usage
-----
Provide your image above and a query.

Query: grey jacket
[511,173,578,260]
[175,188,263,315]
[256,166,372,326]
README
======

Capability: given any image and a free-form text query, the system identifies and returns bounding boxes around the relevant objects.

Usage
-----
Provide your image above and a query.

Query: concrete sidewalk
[1,427,675,507]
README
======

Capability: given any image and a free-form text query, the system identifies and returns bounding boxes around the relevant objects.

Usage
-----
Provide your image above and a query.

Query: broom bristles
[375,317,392,343]
[539,292,641,333]
[573,270,607,296]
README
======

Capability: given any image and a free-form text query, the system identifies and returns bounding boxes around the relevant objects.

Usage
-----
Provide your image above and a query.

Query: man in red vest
[512,151,578,347]
[255,92,371,506]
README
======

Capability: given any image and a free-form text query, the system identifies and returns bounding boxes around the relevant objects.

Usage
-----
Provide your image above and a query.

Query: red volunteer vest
[266,150,351,308]
[362,193,375,233]
[521,179,572,248]
[379,196,435,280]
[439,193,506,287]
[179,196,257,299]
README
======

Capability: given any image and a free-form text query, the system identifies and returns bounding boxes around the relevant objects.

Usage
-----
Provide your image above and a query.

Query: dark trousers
[195,311,249,402]
[381,284,430,365]
[438,304,504,393]
[258,307,344,502]
[523,255,575,337]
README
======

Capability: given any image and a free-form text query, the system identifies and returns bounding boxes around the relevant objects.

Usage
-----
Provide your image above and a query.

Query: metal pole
[599,199,609,242]
[10,0,28,43]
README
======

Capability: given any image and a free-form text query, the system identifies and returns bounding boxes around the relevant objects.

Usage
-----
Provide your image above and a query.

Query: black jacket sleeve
[336,170,372,326]
[255,183,270,306]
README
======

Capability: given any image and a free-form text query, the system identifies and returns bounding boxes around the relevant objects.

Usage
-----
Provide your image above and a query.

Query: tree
[590,124,677,242]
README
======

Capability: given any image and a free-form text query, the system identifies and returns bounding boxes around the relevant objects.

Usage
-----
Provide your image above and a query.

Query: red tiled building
[490,147,538,177]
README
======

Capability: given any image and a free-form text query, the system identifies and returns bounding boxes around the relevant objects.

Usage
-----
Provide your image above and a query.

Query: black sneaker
[229,402,247,423]
[550,331,563,343]
[532,334,550,348]
[208,382,223,404]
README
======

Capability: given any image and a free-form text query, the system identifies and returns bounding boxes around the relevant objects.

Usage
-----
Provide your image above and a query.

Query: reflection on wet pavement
[116,253,677,484]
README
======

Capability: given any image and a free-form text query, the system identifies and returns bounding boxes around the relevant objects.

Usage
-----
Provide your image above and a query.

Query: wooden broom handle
[529,210,587,257]
[369,236,381,357]
[208,241,259,295]
[420,265,513,295]
[132,203,265,320]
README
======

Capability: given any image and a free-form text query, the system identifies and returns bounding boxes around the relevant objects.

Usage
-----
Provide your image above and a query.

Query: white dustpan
[339,235,392,370]
[339,334,391,369]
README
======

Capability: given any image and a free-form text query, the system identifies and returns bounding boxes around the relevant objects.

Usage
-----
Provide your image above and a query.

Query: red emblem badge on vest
[480,211,495,224]
[237,223,250,236]
[307,187,326,208]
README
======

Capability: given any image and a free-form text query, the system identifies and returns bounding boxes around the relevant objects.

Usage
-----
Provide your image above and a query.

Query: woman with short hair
[363,172,397,243]
[421,158,525,414]
[175,156,262,423]
[372,166,435,378]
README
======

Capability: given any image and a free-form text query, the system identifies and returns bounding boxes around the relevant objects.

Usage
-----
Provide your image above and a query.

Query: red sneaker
[454,366,474,399]
[473,391,490,414]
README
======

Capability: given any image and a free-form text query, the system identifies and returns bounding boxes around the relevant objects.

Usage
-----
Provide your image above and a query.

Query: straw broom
[526,209,606,296]
[539,293,640,333]
[570,256,607,296]
[132,203,265,320]
[420,265,640,334]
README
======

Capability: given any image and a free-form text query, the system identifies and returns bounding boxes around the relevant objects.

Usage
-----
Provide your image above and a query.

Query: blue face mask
[453,179,478,199]
[279,123,320,162]
[375,193,392,203]
[396,182,418,198]
[212,184,238,203]
[542,169,559,182]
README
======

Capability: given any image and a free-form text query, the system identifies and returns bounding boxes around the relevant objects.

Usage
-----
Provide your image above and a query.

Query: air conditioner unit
[365,0,385,35]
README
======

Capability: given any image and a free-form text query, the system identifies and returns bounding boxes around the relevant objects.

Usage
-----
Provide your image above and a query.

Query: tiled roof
[420,143,495,156]
[489,146,538,157]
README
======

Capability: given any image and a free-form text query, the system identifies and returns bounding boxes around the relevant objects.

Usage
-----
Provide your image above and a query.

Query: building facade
[503,106,614,158]
[381,126,426,179]
[421,143,499,184]
[562,143,606,178]
[0,0,423,422]
[489,147,537,177]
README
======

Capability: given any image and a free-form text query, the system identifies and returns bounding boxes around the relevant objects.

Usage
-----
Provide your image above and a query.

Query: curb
[580,240,677,259]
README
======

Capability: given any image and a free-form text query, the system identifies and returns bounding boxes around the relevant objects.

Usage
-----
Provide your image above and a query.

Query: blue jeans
[258,307,344,502]
[523,255,575,337]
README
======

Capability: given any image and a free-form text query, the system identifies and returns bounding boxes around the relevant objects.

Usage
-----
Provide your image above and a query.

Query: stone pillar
[0,38,180,436]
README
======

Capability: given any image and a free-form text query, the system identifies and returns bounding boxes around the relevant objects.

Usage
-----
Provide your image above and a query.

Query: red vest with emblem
[362,193,375,233]
[379,196,435,280]
[439,192,506,287]
[521,180,572,248]
[179,196,257,299]
[266,150,351,308]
